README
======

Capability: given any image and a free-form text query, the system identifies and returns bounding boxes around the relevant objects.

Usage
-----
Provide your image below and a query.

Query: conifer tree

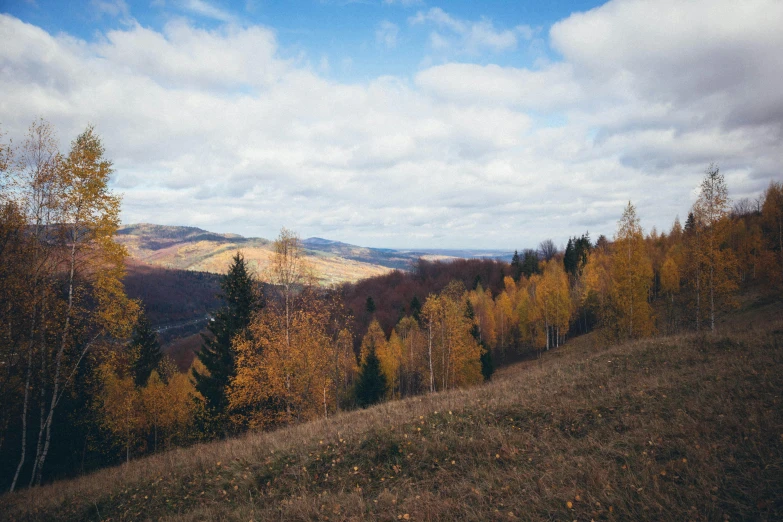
[354,344,387,408]
[521,249,540,278]
[510,250,522,281]
[131,310,162,387]
[409,296,422,321]
[192,252,257,418]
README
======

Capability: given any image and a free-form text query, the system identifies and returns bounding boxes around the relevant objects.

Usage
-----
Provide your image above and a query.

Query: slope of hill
[117,224,395,285]
[3,303,781,521]
[117,224,517,285]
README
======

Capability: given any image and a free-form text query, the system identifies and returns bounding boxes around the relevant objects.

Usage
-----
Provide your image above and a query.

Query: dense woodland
[1,120,782,492]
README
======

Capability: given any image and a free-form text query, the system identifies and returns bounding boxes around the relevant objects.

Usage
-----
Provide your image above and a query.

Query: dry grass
[3,310,782,521]
[118,235,393,285]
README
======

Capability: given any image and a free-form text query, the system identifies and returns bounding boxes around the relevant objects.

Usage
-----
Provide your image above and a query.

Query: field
[2,301,781,521]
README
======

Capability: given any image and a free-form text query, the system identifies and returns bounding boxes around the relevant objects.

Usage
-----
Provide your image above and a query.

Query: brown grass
[2,309,782,521]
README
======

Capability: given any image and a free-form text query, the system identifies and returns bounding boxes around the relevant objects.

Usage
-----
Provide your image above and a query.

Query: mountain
[116,224,394,285]
[117,224,516,284]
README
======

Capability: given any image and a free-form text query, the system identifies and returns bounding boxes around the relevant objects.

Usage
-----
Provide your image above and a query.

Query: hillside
[116,224,396,285]
[116,224,516,285]
[3,302,781,521]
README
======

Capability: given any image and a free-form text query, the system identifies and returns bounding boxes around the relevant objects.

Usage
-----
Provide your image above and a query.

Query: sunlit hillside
[116,224,396,285]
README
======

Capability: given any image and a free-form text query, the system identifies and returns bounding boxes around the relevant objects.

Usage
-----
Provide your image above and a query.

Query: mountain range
[116,224,515,285]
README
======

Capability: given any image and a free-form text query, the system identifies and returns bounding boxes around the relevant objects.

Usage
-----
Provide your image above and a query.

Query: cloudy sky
[1,0,781,249]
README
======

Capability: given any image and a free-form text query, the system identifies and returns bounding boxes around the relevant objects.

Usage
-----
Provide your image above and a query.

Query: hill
[3,301,781,521]
[116,224,516,285]
[116,224,395,285]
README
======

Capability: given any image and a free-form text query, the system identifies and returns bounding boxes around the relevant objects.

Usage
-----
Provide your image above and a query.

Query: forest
[1,119,782,492]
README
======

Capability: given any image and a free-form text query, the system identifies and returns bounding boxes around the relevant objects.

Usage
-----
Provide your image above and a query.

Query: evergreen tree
[131,310,162,387]
[480,349,495,381]
[192,252,258,416]
[521,249,540,277]
[409,296,421,321]
[354,344,387,408]
[365,296,376,314]
[564,238,577,276]
[510,250,522,281]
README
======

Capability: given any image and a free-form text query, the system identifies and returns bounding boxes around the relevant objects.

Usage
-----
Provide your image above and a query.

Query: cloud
[409,7,533,55]
[179,0,235,22]
[91,0,130,19]
[1,0,781,249]
[383,0,422,5]
[375,20,399,49]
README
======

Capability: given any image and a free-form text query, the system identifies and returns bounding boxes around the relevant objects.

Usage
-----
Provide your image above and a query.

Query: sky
[1,0,781,249]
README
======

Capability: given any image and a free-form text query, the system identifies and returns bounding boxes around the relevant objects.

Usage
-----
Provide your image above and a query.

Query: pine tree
[510,250,522,281]
[131,310,162,387]
[409,296,422,321]
[354,344,387,408]
[365,296,376,314]
[192,252,257,417]
[521,249,540,278]
[564,238,577,276]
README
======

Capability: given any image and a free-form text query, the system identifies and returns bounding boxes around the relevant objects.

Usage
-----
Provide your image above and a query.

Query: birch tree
[692,165,737,331]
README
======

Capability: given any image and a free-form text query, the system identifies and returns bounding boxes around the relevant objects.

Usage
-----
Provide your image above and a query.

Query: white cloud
[179,0,235,22]
[409,7,533,55]
[376,20,399,49]
[1,0,781,249]
[91,0,130,19]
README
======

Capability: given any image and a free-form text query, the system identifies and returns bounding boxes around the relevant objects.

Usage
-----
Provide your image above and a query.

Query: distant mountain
[116,224,392,285]
[116,224,516,285]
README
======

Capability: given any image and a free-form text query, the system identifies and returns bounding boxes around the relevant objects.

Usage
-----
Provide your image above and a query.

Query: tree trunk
[427,322,434,393]
[9,345,33,493]
[33,226,78,485]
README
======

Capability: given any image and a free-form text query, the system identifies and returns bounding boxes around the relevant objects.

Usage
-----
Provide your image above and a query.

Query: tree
[395,315,427,397]
[26,125,138,487]
[761,181,783,286]
[692,165,737,331]
[520,249,540,277]
[96,358,145,465]
[268,227,312,347]
[131,310,162,387]
[510,250,522,281]
[141,370,167,453]
[409,296,422,321]
[538,239,558,261]
[659,253,680,332]
[354,344,387,408]
[610,202,653,339]
[421,282,482,392]
[536,260,572,349]
[365,296,376,314]
[466,300,494,380]
[192,252,257,423]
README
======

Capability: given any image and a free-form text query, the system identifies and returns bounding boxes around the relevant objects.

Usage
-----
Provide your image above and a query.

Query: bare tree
[538,239,558,261]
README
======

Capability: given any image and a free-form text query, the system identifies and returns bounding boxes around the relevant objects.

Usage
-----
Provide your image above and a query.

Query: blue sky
[1,0,781,248]
[3,0,602,80]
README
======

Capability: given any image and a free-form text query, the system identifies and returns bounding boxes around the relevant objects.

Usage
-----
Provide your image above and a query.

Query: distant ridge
[116,224,516,283]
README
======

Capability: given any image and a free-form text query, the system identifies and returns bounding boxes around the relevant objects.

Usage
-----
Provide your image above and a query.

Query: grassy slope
[3,305,782,521]
[116,225,393,285]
